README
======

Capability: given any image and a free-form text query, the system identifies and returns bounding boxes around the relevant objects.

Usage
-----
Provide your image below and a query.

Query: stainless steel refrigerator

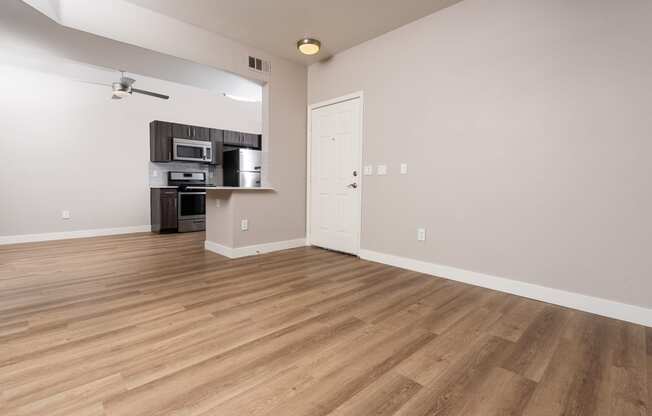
[223,149,262,187]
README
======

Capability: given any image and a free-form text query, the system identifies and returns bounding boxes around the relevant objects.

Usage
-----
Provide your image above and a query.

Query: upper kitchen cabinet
[210,128,224,166]
[172,124,210,140]
[151,121,257,164]
[223,130,261,149]
[150,120,173,162]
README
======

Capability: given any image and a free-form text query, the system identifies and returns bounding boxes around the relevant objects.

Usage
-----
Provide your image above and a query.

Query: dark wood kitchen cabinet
[172,124,210,140]
[210,128,224,166]
[223,130,239,146]
[151,120,257,164]
[151,188,177,233]
[193,126,211,140]
[149,121,173,162]
[223,130,261,149]
[245,133,261,148]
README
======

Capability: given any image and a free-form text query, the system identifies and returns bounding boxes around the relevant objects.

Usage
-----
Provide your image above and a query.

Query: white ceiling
[124,0,464,65]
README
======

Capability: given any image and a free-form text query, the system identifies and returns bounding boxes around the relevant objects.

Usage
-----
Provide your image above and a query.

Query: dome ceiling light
[297,38,321,56]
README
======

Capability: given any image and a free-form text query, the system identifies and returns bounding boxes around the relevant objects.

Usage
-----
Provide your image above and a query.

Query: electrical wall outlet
[417,228,426,241]
[152,170,159,177]
[363,165,373,175]
[400,163,408,174]
[61,210,71,220]
[376,164,387,175]
[215,199,221,208]
[241,219,249,231]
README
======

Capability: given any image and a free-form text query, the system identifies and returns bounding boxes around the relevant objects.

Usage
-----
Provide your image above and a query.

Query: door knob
[347,183,358,189]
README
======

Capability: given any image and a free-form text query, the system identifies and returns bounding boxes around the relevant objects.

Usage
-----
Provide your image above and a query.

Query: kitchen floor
[0,232,649,415]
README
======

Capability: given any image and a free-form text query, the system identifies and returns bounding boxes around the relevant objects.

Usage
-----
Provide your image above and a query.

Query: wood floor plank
[0,232,648,416]
[194,322,393,416]
[499,305,572,382]
[104,316,365,415]
[521,312,639,416]
[394,335,512,416]
[326,371,422,416]
[396,294,511,386]
[596,321,648,416]
[486,298,546,342]
[253,323,435,416]
[457,367,536,416]
[648,350,652,416]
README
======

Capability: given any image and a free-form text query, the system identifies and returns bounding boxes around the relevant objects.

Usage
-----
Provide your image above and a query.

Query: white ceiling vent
[248,56,271,73]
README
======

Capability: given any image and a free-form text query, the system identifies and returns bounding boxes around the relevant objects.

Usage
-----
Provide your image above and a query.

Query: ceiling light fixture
[297,38,321,56]
[112,82,130,99]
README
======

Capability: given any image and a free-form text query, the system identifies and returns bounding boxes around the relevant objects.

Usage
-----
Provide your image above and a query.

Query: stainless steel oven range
[168,171,207,233]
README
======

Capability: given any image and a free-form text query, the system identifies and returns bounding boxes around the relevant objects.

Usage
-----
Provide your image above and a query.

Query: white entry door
[309,97,362,255]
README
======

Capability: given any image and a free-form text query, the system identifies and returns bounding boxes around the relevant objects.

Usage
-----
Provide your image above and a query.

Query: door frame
[306,91,364,254]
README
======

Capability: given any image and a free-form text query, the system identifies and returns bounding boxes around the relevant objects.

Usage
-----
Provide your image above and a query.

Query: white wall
[308,0,652,311]
[0,62,261,237]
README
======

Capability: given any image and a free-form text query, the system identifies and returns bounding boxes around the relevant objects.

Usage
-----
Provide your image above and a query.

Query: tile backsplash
[149,162,222,186]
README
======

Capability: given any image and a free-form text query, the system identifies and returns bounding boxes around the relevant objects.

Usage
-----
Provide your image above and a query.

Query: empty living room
[0,0,650,415]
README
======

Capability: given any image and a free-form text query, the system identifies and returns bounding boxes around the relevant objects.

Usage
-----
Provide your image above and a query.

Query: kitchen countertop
[151,186,274,191]
[187,186,274,191]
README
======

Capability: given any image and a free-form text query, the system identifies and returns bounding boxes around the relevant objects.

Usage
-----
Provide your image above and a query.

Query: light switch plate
[377,165,387,175]
[400,163,408,174]
[241,219,248,231]
[215,199,221,208]
[61,210,71,220]
[417,228,426,241]
[363,165,373,176]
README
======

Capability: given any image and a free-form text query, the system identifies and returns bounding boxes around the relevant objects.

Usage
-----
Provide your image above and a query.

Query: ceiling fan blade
[132,88,169,100]
[74,79,112,87]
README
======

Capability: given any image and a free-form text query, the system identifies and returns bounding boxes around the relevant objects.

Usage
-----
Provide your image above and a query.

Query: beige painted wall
[308,0,652,308]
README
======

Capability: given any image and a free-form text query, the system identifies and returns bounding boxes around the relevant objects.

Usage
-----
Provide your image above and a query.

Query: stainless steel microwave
[172,138,212,162]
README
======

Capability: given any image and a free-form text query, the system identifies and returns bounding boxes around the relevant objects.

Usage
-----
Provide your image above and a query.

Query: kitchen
[149,120,268,234]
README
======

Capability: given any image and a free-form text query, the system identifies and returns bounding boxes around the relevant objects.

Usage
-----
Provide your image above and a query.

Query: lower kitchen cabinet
[151,188,178,233]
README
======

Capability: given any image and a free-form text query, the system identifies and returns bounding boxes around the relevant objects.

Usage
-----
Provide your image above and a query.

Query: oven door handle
[178,192,207,195]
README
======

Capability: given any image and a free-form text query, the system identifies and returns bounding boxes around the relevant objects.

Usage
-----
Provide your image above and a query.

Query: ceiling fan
[110,71,169,100]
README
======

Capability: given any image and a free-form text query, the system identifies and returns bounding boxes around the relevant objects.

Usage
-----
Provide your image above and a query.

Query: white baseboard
[204,240,235,258]
[0,225,152,245]
[359,249,652,327]
[205,238,307,259]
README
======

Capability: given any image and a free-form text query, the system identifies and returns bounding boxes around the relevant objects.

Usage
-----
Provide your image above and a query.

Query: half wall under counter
[202,187,305,259]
